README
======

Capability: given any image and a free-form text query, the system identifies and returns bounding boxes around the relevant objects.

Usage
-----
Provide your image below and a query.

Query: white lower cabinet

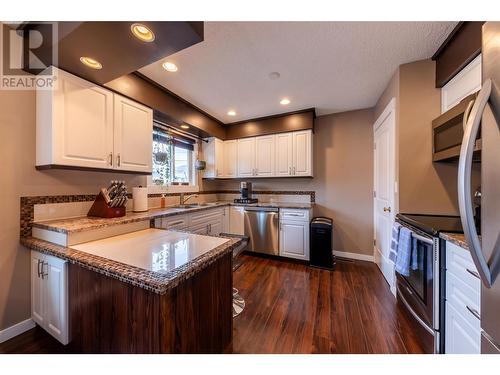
[279,208,311,261]
[229,206,245,235]
[445,241,481,354]
[445,301,481,354]
[31,251,69,345]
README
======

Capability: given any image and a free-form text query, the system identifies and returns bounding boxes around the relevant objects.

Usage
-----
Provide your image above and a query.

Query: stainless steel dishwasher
[243,206,279,255]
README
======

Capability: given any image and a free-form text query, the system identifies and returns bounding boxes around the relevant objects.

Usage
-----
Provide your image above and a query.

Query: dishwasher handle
[244,206,279,213]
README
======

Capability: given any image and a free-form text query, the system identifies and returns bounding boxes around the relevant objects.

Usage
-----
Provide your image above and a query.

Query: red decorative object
[87,191,126,218]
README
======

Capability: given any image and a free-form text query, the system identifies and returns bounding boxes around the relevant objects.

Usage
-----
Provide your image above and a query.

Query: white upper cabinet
[223,140,238,178]
[202,130,312,179]
[441,54,482,113]
[292,130,312,176]
[254,135,275,177]
[275,132,293,176]
[237,137,256,177]
[114,94,153,173]
[37,68,114,169]
[36,67,153,173]
[203,137,224,178]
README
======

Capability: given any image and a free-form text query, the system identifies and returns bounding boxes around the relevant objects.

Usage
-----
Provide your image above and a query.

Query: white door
[255,135,275,177]
[31,253,45,326]
[373,99,396,293]
[113,94,153,173]
[445,302,481,354]
[222,207,230,233]
[223,140,238,178]
[45,258,69,344]
[229,207,245,235]
[237,138,256,177]
[292,130,312,176]
[190,222,209,235]
[275,132,293,176]
[53,70,114,169]
[214,138,224,178]
[280,221,309,260]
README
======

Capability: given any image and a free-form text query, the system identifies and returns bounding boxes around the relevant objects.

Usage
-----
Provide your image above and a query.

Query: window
[152,126,196,187]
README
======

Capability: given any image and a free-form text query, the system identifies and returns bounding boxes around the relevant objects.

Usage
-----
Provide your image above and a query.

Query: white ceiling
[139,22,457,123]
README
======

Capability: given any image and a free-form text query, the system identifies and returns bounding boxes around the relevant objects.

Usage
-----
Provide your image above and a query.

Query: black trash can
[310,217,335,270]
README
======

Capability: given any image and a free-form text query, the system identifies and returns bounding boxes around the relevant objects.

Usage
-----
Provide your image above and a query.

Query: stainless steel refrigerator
[458,21,500,354]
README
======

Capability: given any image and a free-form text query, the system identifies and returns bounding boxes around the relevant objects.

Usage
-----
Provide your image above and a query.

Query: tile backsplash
[21,190,314,237]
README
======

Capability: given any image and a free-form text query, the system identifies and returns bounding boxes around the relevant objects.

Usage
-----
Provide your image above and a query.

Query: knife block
[87,191,126,218]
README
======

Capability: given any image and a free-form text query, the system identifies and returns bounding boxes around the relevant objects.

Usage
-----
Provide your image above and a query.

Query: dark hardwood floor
[0,254,424,354]
[231,254,424,354]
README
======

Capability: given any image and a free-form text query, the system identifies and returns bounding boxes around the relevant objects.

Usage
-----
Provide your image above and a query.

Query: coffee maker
[234,181,258,204]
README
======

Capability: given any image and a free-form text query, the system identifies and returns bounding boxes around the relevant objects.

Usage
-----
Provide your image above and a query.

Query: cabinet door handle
[466,305,481,320]
[289,166,292,175]
[116,154,121,167]
[41,261,48,280]
[466,268,480,279]
[37,259,42,278]
[108,152,113,166]
[293,167,296,175]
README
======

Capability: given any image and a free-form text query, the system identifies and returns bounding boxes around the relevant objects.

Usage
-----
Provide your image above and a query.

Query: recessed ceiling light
[280,98,291,105]
[79,57,102,70]
[130,23,155,42]
[180,124,190,129]
[162,62,178,72]
[227,110,236,116]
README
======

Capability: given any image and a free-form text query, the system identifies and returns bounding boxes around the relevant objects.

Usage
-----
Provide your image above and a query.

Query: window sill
[148,184,200,194]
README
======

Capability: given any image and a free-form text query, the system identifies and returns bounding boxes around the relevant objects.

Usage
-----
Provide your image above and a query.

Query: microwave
[432,93,481,162]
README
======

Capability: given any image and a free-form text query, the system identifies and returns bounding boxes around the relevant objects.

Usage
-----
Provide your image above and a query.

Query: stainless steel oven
[396,218,440,353]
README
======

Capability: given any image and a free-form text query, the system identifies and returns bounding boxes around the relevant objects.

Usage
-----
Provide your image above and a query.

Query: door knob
[383,206,391,212]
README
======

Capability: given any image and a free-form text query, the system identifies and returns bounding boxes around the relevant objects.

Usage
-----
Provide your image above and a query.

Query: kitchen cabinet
[275,132,294,176]
[445,241,481,354]
[255,135,275,177]
[229,206,245,235]
[113,94,153,173]
[292,130,313,176]
[203,130,313,179]
[188,207,225,236]
[279,208,311,260]
[223,140,238,178]
[31,251,69,345]
[237,138,256,177]
[204,138,225,178]
[222,207,230,233]
[36,67,153,174]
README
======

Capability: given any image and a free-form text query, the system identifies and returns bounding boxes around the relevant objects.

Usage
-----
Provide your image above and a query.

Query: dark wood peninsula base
[68,252,233,353]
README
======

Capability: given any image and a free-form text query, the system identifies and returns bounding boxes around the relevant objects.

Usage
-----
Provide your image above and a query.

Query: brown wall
[374,59,480,216]
[0,88,146,330]
[205,108,375,256]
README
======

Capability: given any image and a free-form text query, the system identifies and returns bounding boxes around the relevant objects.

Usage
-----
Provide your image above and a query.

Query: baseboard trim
[0,318,35,344]
[333,250,374,262]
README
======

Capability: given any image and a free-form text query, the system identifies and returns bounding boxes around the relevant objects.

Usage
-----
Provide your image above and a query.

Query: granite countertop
[31,201,314,234]
[440,232,476,250]
[22,229,242,294]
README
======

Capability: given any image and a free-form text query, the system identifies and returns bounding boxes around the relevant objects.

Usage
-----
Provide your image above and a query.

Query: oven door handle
[397,287,435,336]
[411,232,433,245]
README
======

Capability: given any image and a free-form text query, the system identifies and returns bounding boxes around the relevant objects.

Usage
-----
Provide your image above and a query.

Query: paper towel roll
[132,187,148,212]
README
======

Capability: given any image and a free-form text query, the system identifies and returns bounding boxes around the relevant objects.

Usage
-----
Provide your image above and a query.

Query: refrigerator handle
[458,78,493,288]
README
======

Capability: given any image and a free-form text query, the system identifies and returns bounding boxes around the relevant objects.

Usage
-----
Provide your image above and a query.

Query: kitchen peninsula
[21,206,244,353]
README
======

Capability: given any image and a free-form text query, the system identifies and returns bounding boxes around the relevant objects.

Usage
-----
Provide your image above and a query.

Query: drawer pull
[466,305,481,320]
[466,268,480,279]
[168,220,184,226]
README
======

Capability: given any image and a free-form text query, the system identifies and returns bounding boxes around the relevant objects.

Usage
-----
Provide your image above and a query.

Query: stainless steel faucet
[180,193,198,205]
